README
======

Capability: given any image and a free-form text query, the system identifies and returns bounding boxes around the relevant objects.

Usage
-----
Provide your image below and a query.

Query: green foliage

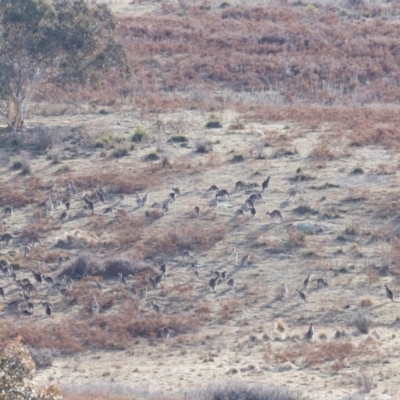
[0,338,61,399]
[0,0,129,128]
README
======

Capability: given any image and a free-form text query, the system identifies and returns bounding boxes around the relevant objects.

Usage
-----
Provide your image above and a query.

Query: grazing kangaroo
[266,210,284,222]
[207,185,219,193]
[296,289,307,303]
[241,253,250,267]
[305,324,314,341]
[317,278,328,289]
[91,297,99,314]
[96,187,105,204]
[151,301,160,313]
[68,182,77,199]
[261,176,270,192]
[303,274,311,289]
[3,206,13,217]
[227,278,236,289]
[209,277,219,293]
[235,209,244,218]
[231,247,238,261]
[385,284,394,302]
[235,181,246,191]
[0,233,14,245]
[83,198,94,213]
[215,189,230,200]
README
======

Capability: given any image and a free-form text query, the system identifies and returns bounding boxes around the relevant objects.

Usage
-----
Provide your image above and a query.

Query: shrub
[61,254,101,279]
[170,135,188,143]
[112,147,129,158]
[205,120,222,129]
[352,310,372,334]
[11,158,23,170]
[360,298,372,308]
[0,338,61,399]
[102,255,139,278]
[231,154,244,163]
[11,151,31,174]
[28,347,60,369]
[287,228,306,248]
[195,138,212,153]
[309,145,336,162]
[351,167,364,175]
[131,126,147,142]
[229,120,245,130]
[57,164,71,173]
[145,152,159,161]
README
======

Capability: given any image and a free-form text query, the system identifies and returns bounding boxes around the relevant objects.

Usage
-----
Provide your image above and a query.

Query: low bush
[28,347,60,369]
[231,154,244,163]
[112,147,129,158]
[145,152,159,161]
[170,135,188,143]
[195,138,212,153]
[131,126,147,142]
[205,120,222,129]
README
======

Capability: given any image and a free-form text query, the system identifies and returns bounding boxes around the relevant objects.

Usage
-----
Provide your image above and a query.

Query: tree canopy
[0,0,129,129]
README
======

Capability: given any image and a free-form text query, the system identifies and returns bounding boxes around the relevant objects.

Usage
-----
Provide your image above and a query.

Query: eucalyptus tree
[0,0,129,129]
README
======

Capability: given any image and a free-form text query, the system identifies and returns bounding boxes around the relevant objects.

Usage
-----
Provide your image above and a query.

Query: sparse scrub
[274,341,354,369]
[143,221,227,258]
[287,228,306,248]
[229,120,245,130]
[309,145,336,163]
[360,298,373,308]
[28,347,60,369]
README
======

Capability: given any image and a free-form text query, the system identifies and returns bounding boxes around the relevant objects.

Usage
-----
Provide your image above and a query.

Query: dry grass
[2,1,400,397]
[143,221,226,258]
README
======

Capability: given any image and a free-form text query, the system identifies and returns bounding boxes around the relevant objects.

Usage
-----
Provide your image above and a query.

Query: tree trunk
[7,96,25,130]
[0,70,42,130]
